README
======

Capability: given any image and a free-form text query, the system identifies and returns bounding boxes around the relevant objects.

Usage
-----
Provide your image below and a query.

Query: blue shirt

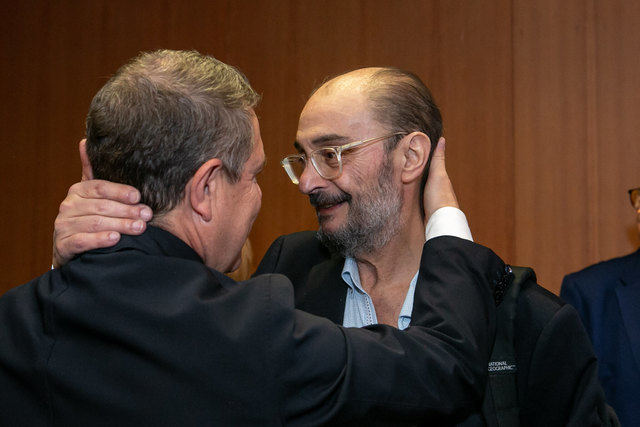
[341,257,418,330]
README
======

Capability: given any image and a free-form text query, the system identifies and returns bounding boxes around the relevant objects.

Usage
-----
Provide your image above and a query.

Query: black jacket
[1,226,505,426]
[257,231,612,426]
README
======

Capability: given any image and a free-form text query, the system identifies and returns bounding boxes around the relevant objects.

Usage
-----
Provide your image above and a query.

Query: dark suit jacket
[257,231,612,426]
[0,226,505,426]
[562,250,640,426]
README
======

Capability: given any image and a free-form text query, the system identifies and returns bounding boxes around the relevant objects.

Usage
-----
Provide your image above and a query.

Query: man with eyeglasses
[269,68,469,330]
[51,67,614,425]
[561,187,640,426]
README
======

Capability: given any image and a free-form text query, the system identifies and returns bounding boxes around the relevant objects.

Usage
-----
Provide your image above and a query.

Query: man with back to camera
[561,187,640,426]
[51,65,616,425]
[0,49,507,426]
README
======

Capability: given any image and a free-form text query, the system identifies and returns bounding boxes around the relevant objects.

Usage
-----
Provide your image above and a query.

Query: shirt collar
[341,256,419,329]
[341,257,364,293]
[398,271,419,328]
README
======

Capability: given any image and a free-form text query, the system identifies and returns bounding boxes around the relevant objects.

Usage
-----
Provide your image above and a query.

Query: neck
[151,206,211,267]
[354,204,425,295]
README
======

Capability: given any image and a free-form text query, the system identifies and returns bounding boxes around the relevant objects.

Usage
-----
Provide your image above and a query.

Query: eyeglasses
[280,132,406,184]
[629,187,640,209]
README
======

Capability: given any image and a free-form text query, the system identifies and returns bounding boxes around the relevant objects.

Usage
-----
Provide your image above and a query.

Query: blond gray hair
[86,49,260,215]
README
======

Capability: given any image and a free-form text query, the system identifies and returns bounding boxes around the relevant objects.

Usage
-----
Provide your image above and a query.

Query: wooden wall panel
[513,0,594,291]
[434,0,514,259]
[513,0,640,292]
[593,1,640,258]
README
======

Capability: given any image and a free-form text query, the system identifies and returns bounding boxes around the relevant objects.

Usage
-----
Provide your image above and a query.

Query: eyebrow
[293,134,349,152]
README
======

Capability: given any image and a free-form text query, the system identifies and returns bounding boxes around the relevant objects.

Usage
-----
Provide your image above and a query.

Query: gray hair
[366,68,442,151]
[86,49,260,215]
[366,68,443,218]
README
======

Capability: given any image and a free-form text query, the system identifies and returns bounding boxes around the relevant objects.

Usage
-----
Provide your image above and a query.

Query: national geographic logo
[488,360,517,373]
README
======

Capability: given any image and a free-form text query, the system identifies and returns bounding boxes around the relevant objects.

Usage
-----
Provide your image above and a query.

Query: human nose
[297,160,328,195]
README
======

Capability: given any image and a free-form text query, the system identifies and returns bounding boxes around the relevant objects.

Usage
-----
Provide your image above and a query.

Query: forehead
[296,87,383,146]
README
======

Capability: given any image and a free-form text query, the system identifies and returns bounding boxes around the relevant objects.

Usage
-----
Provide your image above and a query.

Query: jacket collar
[91,225,203,265]
[295,254,348,325]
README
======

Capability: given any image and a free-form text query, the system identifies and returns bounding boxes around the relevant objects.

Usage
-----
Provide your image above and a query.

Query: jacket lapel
[615,250,640,370]
[295,255,348,325]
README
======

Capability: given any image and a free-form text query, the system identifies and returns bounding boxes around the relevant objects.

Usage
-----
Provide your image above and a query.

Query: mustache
[309,190,351,208]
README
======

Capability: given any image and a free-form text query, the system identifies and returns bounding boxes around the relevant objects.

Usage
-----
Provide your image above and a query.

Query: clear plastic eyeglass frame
[280,132,406,185]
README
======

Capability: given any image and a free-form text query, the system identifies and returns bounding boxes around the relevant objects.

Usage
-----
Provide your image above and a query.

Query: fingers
[55,213,148,236]
[52,210,149,267]
[53,231,122,268]
[53,197,151,267]
[79,139,94,181]
[59,193,152,222]
[67,180,143,206]
[52,180,152,268]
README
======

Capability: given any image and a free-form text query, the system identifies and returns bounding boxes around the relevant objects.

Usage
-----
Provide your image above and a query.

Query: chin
[318,222,337,237]
[318,215,344,232]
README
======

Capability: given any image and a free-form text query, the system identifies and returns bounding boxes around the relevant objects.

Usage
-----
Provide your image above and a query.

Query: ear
[400,132,431,184]
[79,139,94,181]
[187,158,224,222]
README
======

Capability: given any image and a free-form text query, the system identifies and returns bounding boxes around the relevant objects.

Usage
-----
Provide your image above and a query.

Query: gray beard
[316,161,403,258]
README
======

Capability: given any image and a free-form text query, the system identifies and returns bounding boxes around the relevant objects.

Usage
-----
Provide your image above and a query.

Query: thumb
[79,139,94,181]
[423,137,459,220]
[428,137,446,177]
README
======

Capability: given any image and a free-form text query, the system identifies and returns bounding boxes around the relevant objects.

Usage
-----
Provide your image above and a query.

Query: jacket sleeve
[268,236,504,425]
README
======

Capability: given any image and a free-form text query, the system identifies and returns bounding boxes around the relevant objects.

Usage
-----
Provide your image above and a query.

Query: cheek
[343,157,378,184]
[254,184,262,212]
[333,170,367,198]
[240,185,261,228]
